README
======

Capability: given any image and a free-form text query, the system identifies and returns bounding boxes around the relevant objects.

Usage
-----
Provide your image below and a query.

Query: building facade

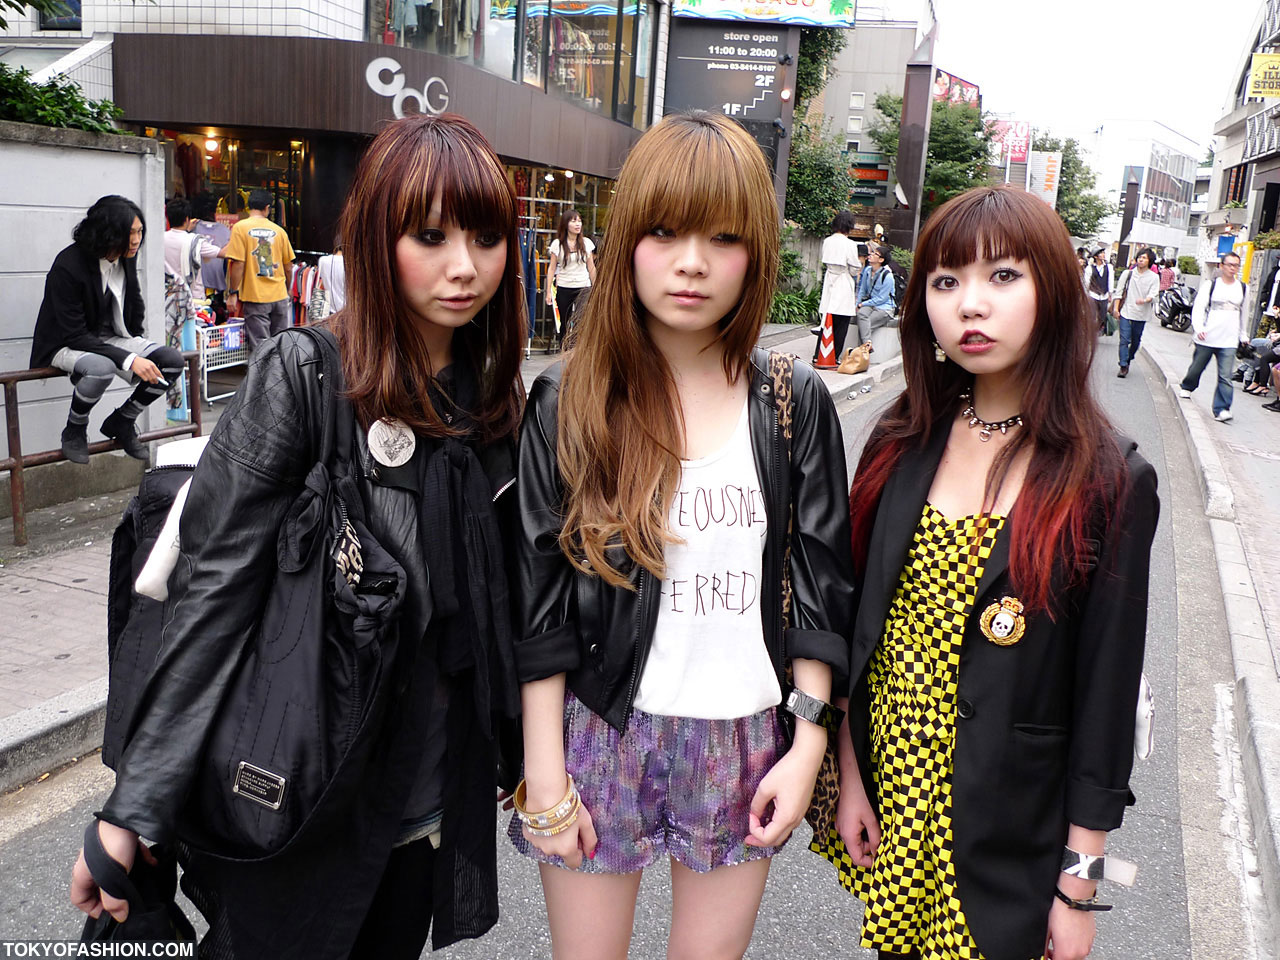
[1,0,665,342]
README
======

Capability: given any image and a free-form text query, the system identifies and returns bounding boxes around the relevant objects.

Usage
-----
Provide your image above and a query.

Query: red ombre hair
[849,186,1126,615]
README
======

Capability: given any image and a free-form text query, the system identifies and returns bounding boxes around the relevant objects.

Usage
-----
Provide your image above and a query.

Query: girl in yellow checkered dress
[819,188,1159,960]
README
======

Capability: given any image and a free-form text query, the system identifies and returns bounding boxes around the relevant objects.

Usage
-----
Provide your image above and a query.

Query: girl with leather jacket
[825,187,1159,960]
[508,111,856,959]
[69,114,526,959]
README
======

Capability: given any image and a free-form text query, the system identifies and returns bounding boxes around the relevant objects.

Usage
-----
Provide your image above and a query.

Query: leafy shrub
[890,246,913,272]
[769,287,821,325]
[1177,256,1200,276]
[0,63,124,134]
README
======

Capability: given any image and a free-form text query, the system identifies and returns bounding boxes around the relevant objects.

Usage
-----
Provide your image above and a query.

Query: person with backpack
[855,244,898,345]
[70,114,526,960]
[1179,250,1251,422]
[1084,248,1114,335]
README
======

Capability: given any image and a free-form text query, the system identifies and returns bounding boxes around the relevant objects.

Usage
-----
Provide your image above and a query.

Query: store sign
[989,120,1030,165]
[672,0,853,29]
[365,57,450,118]
[664,20,787,122]
[933,69,980,109]
[1249,52,1280,98]
[852,167,888,181]
[847,151,885,165]
[852,184,888,199]
[1027,150,1062,208]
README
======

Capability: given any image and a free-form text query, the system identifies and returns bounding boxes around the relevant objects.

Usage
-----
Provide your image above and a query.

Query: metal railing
[1,351,203,547]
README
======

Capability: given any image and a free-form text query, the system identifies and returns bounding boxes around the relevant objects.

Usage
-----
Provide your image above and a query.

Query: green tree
[866,93,993,220]
[794,27,849,116]
[1031,133,1114,237]
[785,119,855,235]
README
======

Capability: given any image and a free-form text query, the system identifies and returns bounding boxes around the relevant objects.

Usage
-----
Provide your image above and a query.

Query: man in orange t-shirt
[224,189,295,351]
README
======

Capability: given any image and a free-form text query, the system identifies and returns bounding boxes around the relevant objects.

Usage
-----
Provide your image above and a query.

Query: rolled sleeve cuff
[786,627,850,687]
[1065,777,1135,831]
[120,352,137,374]
[514,622,582,682]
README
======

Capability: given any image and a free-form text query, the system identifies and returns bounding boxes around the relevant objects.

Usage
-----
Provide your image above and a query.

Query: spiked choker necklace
[960,390,1023,442]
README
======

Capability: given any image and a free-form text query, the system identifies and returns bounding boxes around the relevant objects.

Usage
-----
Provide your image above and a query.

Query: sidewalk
[1139,322,1280,953]
[0,324,901,793]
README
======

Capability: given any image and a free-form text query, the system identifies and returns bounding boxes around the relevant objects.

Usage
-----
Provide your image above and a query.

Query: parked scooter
[1158,281,1194,332]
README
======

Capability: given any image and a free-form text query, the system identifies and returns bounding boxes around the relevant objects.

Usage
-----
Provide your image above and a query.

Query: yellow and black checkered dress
[812,503,1005,960]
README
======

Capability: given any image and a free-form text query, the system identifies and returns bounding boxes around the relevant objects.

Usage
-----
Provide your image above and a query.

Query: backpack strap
[293,325,351,471]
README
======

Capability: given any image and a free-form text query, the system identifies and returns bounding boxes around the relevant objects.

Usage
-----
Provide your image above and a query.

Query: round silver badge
[367,418,416,468]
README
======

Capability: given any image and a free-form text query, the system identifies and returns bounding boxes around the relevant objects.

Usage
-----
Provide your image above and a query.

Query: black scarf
[416,366,520,735]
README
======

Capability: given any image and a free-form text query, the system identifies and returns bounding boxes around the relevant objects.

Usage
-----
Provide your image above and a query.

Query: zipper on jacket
[769,395,786,683]
[621,571,647,732]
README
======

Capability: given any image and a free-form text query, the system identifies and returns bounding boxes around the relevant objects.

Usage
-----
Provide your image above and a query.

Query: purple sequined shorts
[508,691,789,874]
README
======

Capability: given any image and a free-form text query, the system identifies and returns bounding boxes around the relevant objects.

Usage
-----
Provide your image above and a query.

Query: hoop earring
[933,341,947,363]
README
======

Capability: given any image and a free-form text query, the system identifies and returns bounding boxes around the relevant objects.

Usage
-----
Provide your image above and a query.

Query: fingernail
[587,848,596,860]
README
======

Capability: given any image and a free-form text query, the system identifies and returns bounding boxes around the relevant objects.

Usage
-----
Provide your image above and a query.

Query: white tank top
[633,402,780,719]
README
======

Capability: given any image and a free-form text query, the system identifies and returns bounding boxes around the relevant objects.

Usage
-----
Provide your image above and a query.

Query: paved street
[0,329,1269,958]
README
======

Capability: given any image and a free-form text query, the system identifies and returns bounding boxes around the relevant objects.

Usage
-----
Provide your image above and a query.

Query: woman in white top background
[546,208,597,347]
[814,210,860,362]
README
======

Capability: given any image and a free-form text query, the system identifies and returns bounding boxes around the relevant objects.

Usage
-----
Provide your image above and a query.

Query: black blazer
[847,421,1159,960]
[30,243,144,369]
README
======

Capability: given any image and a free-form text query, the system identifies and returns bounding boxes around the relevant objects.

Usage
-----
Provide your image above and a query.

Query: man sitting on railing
[30,195,185,464]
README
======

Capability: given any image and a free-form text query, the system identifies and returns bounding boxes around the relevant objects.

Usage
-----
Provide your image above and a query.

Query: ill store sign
[1249,52,1280,98]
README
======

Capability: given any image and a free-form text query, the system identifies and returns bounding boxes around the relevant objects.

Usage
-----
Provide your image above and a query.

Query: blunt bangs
[915,188,1044,275]
[386,121,516,238]
[617,115,773,255]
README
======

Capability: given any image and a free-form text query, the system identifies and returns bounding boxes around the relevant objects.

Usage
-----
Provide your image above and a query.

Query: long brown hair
[334,113,524,441]
[848,186,1126,614]
[558,111,779,587]
[555,208,587,264]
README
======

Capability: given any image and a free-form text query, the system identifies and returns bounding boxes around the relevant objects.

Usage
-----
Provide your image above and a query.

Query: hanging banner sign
[1249,52,1280,98]
[672,0,854,28]
[1027,150,1063,208]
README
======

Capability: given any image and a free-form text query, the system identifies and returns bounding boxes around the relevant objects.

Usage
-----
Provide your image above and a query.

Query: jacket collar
[856,418,1014,649]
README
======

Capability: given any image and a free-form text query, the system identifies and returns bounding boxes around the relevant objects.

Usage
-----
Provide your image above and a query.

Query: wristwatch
[783,687,844,734]
[1053,888,1112,912]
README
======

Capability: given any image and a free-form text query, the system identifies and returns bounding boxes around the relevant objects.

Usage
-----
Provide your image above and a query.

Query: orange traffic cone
[814,312,837,369]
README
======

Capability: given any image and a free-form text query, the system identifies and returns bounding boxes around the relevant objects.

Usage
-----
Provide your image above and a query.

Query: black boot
[60,424,89,464]
[101,411,148,460]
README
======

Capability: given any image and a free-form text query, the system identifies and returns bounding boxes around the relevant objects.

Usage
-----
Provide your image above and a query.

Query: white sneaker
[1216,409,1233,422]
[1178,389,1192,399]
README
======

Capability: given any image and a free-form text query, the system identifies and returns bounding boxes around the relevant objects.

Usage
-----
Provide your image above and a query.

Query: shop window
[523,0,548,89]
[621,1,656,130]
[368,0,518,83]
[547,0,618,118]
[38,0,81,29]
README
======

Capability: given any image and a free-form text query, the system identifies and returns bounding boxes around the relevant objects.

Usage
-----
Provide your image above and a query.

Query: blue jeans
[1180,344,1236,415]
[1117,315,1146,367]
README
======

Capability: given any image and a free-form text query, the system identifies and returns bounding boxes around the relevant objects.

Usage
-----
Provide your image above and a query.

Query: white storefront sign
[365,57,450,118]
[1027,150,1063,209]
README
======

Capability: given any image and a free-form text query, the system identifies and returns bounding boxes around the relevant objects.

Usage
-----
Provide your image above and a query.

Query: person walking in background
[31,195,185,464]
[224,188,295,351]
[163,197,224,332]
[1180,251,1250,422]
[311,237,347,319]
[545,208,596,348]
[855,244,897,344]
[814,210,860,362]
[1114,247,1160,377]
[1085,248,1113,335]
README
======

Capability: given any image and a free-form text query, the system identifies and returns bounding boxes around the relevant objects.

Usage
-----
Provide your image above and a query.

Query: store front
[112,32,642,344]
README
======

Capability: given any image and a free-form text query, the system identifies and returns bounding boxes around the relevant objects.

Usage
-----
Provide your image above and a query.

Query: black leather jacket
[513,347,856,730]
[99,330,518,957]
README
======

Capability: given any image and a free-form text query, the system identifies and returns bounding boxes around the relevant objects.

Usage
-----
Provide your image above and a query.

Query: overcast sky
[927,0,1251,151]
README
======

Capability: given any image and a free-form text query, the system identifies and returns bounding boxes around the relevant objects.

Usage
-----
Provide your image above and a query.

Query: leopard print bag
[768,350,841,840]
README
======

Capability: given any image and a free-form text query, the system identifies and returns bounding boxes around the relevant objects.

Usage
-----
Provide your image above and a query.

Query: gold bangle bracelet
[521,795,582,834]
[514,775,578,827]
[523,805,581,838]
